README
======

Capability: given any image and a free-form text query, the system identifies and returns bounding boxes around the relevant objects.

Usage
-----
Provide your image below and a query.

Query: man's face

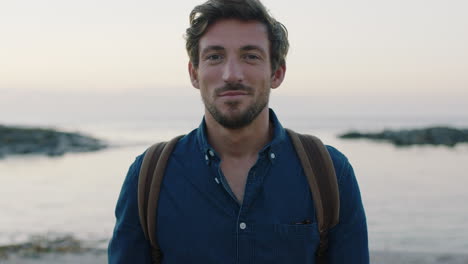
[189,19,285,129]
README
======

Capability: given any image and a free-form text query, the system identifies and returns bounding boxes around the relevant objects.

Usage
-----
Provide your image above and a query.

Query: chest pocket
[252,222,320,264]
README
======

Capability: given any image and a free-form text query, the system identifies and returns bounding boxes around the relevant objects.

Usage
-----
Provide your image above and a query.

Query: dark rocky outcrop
[339,126,468,147]
[0,125,107,158]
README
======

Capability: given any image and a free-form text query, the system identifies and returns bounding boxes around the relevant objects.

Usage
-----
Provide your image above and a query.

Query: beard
[202,83,270,129]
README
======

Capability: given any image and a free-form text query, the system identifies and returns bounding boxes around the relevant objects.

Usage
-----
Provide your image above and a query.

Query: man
[108,0,368,263]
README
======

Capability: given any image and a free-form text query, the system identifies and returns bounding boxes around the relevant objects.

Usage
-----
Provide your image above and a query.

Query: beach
[2,250,468,264]
[1,233,466,264]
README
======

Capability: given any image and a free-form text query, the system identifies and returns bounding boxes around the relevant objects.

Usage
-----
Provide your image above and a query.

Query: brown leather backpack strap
[138,142,167,241]
[286,129,340,263]
[138,135,184,264]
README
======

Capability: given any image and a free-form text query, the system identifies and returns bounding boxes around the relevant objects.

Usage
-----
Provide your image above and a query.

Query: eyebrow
[200,45,267,57]
[240,45,267,57]
[201,45,225,56]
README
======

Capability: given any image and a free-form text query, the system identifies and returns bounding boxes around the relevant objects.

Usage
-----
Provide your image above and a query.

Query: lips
[218,91,249,97]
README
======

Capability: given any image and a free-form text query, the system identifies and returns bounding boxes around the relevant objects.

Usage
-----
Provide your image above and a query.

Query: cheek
[198,67,221,88]
[246,70,271,88]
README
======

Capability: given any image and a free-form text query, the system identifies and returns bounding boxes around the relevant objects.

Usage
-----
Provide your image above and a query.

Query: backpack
[137,128,340,264]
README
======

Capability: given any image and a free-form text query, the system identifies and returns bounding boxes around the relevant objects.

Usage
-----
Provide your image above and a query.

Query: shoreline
[2,250,468,264]
[1,235,467,263]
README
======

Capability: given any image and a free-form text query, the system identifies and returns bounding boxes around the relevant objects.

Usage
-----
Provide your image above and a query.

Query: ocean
[1,94,467,254]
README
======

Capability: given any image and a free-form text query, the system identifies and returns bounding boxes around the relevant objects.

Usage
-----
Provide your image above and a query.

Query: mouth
[218,90,249,97]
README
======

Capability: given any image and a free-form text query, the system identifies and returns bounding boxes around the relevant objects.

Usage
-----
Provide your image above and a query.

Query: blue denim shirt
[108,109,369,263]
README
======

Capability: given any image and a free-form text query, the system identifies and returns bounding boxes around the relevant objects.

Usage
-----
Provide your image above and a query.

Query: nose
[222,58,244,84]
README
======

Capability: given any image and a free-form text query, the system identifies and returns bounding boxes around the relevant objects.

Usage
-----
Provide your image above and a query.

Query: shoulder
[133,153,145,171]
[325,145,349,166]
[325,145,353,186]
[131,151,146,175]
[118,152,145,198]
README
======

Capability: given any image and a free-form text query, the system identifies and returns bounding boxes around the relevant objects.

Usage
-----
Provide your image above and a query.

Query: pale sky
[1,0,467,98]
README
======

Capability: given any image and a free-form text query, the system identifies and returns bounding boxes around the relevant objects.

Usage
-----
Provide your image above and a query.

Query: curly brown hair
[185,0,289,72]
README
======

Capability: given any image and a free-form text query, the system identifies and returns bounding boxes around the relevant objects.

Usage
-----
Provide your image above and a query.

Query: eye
[243,53,262,62]
[206,54,223,61]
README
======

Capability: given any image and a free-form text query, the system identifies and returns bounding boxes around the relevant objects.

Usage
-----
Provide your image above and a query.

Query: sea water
[1,94,467,254]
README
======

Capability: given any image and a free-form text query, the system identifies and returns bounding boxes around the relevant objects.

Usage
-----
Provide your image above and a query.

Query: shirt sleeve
[326,147,369,263]
[108,154,152,264]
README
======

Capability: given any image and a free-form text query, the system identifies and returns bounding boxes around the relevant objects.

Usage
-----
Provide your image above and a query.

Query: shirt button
[209,150,215,157]
[239,222,247,230]
[270,153,276,159]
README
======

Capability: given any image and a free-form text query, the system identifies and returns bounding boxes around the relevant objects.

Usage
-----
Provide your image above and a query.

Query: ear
[271,63,286,89]
[188,62,199,89]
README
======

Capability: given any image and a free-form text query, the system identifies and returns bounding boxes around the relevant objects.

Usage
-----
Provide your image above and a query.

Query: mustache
[215,83,253,96]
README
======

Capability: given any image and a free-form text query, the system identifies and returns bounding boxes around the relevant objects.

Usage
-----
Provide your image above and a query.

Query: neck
[205,107,272,159]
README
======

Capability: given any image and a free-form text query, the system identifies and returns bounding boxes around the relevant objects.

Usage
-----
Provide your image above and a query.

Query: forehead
[199,19,269,51]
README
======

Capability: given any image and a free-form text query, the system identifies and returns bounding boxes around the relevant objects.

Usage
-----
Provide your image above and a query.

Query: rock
[0,234,91,260]
[339,126,468,147]
[0,125,107,159]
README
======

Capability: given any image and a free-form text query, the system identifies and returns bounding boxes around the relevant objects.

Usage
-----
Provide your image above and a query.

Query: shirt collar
[196,108,287,164]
